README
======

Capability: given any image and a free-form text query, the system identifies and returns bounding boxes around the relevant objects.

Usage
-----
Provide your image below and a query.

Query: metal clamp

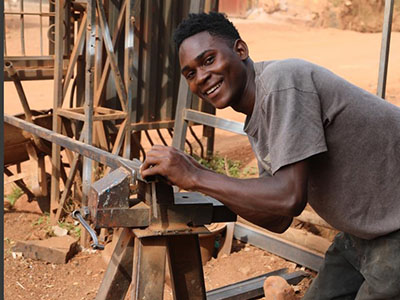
[72,208,104,250]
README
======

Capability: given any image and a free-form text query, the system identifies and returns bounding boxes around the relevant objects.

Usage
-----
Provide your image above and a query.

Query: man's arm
[140,145,309,233]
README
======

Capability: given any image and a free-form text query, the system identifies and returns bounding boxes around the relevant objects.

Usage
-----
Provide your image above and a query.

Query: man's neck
[232,59,256,116]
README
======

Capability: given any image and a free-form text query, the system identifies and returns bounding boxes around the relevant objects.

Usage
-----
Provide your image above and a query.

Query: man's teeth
[206,82,221,95]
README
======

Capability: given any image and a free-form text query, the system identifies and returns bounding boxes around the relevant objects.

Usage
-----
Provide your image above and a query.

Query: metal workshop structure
[3,0,217,233]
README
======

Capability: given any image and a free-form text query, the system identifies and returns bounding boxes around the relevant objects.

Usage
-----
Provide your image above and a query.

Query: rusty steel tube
[4,114,142,180]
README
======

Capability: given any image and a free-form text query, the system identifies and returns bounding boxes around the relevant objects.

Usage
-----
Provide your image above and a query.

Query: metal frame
[377,0,394,99]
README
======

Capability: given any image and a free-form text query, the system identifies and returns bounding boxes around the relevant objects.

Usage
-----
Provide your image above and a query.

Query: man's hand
[140,145,204,190]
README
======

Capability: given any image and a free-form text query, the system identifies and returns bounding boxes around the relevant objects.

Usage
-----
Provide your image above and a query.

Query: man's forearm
[190,167,303,233]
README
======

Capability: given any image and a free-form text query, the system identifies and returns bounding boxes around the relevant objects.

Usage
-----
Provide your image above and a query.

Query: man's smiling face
[179,31,248,110]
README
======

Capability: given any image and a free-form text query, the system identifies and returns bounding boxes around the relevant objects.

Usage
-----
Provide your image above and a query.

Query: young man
[140,12,400,299]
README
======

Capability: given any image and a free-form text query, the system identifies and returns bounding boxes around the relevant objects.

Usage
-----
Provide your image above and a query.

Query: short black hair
[173,12,241,50]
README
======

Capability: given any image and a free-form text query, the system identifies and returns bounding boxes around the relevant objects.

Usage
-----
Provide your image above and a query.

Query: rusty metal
[206,269,308,300]
[167,234,206,299]
[131,236,168,299]
[4,114,142,178]
[95,228,134,300]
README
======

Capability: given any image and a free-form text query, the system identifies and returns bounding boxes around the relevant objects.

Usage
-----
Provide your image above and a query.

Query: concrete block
[12,235,79,264]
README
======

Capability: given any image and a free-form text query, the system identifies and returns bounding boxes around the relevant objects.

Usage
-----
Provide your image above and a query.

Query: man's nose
[195,68,210,86]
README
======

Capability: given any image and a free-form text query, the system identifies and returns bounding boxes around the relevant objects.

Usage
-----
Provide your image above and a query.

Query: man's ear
[233,39,249,61]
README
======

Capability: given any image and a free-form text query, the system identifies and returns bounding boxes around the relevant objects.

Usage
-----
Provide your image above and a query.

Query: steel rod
[62,13,87,99]
[20,0,26,55]
[40,0,43,55]
[4,114,142,177]
[54,127,86,222]
[4,15,7,56]
[96,0,127,112]
[94,1,126,107]
[51,0,65,221]
[124,0,136,159]
[4,11,55,16]
[377,0,394,99]
[206,269,307,300]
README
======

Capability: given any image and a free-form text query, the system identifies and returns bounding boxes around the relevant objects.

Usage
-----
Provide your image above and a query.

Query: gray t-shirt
[244,59,400,240]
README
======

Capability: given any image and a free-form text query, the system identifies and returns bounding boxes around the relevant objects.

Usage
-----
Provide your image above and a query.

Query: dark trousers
[303,229,400,300]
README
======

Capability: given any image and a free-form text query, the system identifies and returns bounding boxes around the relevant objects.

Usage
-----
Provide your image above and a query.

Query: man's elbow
[285,193,307,217]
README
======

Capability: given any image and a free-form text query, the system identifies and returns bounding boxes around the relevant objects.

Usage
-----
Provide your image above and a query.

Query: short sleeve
[263,88,328,174]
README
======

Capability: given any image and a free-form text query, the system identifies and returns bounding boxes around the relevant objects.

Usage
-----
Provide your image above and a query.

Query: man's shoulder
[256,59,319,76]
[255,59,320,93]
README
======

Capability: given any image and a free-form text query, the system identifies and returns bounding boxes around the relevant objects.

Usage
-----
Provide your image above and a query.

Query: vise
[73,166,236,248]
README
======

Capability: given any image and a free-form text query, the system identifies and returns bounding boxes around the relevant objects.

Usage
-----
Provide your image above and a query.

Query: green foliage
[32,213,81,239]
[5,186,24,206]
[57,220,81,239]
[195,153,245,178]
[32,213,51,227]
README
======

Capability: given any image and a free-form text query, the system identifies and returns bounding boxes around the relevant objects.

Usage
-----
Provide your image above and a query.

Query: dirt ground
[4,6,400,300]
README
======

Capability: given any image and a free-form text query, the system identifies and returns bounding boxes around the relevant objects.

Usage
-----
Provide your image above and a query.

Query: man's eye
[186,71,195,80]
[204,56,215,66]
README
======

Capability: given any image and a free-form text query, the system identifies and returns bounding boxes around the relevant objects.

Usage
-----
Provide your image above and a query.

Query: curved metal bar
[72,209,104,250]
[156,129,168,146]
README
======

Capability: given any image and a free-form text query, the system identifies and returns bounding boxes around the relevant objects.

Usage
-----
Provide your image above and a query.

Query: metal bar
[4,114,142,177]
[103,119,128,177]
[189,126,204,158]
[50,0,65,220]
[171,77,191,150]
[4,167,35,200]
[62,13,87,100]
[40,0,43,55]
[4,62,33,122]
[56,108,86,122]
[156,129,168,146]
[234,222,324,272]
[131,120,175,131]
[54,126,86,222]
[4,11,56,16]
[167,234,206,299]
[377,0,394,99]
[4,16,7,56]
[144,130,154,146]
[95,0,127,111]
[184,109,246,136]
[20,0,26,55]
[94,1,126,107]
[82,1,96,245]
[131,236,167,300]
[93,112,127,121]
[206,270,307,300]
[124,0,136,159]
[95,228,134,300]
